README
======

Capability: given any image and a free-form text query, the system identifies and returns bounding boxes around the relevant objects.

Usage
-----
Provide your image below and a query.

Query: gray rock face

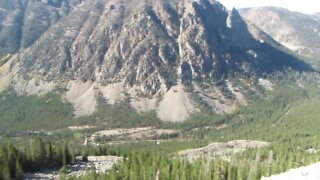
[240,7,320,69]
[19,0,309,86]
[0,0,313,121]
[0,0,23,56]
[0,0,83,57]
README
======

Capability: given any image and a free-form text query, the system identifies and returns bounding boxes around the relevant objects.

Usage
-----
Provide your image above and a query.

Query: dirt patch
[157,84,197,122]
[259,78,273,91]
[66,80,97,117]
[99,82,125,105]
[89,127,179,143]
[14,78,56,95]
[68,125,97,131]
[92,127,153,138]
[128,129,179,139]
[227,81,247,105]
[130,97,158,113]
[0,69,12,91]
[23,156,121,179]
[179,140,270,161]
[0,56,18,91]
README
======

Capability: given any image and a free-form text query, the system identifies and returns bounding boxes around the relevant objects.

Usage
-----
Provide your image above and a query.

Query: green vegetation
[191,85,320,142]
[0,137,206,180]
[76,96,162,128]
[94,140,320,180]
[0,92,74,134]
[0,137,73,179]
[1,137,320,180]
[1,72,320,179]
[0,92,162,134]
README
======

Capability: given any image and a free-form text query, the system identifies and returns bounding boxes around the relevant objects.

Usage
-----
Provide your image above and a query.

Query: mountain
[0,0,83,57]
[0,0,312,122]
[239,7,320,68]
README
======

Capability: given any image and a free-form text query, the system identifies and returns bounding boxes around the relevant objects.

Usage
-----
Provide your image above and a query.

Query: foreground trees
[0,137,320,180]
[0,137,74,179]
[79,142,320,180]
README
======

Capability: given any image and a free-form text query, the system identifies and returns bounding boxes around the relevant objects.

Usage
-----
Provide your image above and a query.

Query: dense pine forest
[1,136,320,179]
[0,137,73,179]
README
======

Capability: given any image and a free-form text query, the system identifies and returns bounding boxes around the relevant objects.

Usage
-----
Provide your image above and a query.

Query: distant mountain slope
[240,7,320,68]
[0,0,82,57]
[0,0,313,122]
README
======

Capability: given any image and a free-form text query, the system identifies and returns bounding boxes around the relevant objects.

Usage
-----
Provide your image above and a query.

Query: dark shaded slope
[240,7,320,69]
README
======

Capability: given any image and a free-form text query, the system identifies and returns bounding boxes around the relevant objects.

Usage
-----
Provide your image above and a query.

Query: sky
[218,0,320,14]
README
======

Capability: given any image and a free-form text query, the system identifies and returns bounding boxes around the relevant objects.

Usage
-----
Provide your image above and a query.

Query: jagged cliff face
[0,0,83,57]
[240,7,320,69]
[0,0,311,121]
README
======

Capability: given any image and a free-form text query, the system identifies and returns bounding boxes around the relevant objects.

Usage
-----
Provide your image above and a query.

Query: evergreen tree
[47,142,55,167]
[236,165,243,180]
[7,143,18,177]
[62,142,71,166]
[2,160,10,180]
[108,169,117,180]
[15,156,23,180]
[0,159,3,179]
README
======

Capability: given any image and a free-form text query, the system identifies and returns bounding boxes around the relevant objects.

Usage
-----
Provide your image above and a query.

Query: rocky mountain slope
[0,0,83,57]
[0,0,312,122]
[240,7,320,68]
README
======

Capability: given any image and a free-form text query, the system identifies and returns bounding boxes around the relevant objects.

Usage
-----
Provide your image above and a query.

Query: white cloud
[218,0,320,14]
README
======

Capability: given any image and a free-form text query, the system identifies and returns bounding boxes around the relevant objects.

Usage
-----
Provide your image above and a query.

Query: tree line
[0,137,73,179]
[1,136,320,180]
